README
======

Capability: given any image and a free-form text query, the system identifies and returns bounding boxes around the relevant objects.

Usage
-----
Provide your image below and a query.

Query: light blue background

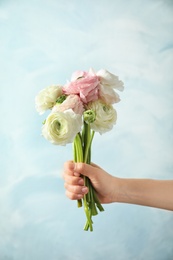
[0,0,173,259]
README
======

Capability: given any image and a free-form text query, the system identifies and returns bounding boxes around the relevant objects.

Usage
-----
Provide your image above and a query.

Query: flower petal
[97,69,124,91]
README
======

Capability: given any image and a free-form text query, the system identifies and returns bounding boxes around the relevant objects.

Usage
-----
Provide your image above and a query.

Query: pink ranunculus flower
[62,68,100,103]
[52,94,84,115]
[96,69,124,104]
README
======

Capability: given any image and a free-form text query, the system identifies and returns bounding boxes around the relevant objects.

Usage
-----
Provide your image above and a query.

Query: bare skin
[63,161,173,211]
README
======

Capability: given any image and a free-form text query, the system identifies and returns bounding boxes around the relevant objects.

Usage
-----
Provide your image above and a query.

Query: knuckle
[66,191,76,200]
[76,162,85,173]
[64,182,79,194]
[72,185,79,194]
[64,176,79,185]
[64,182,68,189]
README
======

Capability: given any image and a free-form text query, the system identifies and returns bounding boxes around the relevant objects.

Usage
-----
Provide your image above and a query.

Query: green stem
[73,123,104,231]
[83,123,95,163]
[73,133,83,208]
[83,194,93,231]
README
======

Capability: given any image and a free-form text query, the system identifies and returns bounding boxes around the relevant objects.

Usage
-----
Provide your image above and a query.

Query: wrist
[111,177,136,204]
[110,176,123,203]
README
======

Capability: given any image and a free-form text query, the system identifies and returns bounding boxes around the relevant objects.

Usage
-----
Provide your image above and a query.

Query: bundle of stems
[73,122,104,231]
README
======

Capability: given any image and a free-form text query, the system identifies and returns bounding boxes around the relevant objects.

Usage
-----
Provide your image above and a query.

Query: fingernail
[78,178,84,185]
[81,187,88,193]
[74,172,80,177]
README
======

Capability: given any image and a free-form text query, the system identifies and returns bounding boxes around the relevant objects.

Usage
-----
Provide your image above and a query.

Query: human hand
[63,161,173,210]
[63,161,120,204]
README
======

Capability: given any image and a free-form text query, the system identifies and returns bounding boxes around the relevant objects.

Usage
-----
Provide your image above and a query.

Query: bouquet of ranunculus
[35,68,124,231]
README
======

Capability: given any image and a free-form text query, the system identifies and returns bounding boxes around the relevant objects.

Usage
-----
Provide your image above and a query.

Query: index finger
[63,161,80,177]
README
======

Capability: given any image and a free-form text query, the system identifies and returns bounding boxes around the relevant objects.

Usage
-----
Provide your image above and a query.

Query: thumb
[74,162,97,178]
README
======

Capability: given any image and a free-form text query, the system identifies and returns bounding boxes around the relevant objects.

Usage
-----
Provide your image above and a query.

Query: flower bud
[56,95,67,104]
[83,110,96,124]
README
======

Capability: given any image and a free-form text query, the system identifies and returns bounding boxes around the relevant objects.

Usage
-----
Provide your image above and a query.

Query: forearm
[117,178,173,211]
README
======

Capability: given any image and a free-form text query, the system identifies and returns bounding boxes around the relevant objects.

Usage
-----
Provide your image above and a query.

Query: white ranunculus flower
[86,100,117,134]
[97,69,124,104]
[35,85,63,114]
[42,109,82,145]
